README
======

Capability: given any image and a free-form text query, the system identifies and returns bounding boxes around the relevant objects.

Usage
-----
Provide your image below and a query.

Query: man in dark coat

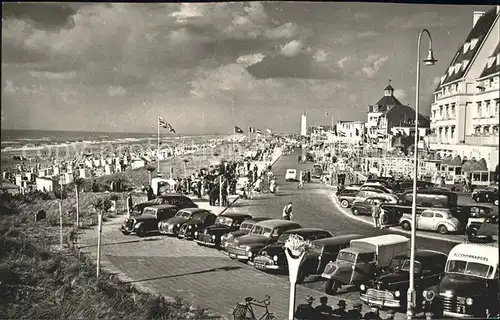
[363,306,382,320]
[196,180,202,199]
[332,300,347,318]
[209,185,219,206]
[346,303,363,319]
[314,296,333,320]
[307,170,311,183]
[147,186,155,200]
[295,296,316,320]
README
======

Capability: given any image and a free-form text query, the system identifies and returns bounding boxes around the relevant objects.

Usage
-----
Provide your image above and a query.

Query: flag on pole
[248,127,256,133]
[158,117,176,133]
[234,126,244,134]
[255,129,262,134]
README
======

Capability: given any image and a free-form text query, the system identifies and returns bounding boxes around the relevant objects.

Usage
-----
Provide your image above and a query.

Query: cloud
[386,12,460,30]
[265,22,299,39]
[337,56,352,69]
[280,40,307,57]
[29,70,76,80]
[108,86,126,97]
[236,53,265,67]
[313,50,328,63]
[357,30,380,38]
[393,88,407,100]
[361,54,388,78]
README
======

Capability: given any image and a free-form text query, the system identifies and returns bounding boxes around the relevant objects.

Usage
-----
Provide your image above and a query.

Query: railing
[464,135,499,146]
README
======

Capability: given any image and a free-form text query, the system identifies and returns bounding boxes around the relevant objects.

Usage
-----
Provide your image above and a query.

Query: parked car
[351,196,394,217]
[177,211,217,240]
[158,208,211,236]
[392,180,435,194]
[321,234,410,295]
[132,194,197,214]
[399,209,460,235]
[464,205,494,237]
[337,187,361,208]
[220,217,272,249]
[194,212,253,247]
[359,183,393,194]
[468,213,498,243]
[354,189,399,204]
[120,204,179,237]
[285,169,298,181]
[313,164,323,178]
[360,250,448,311]
[226,220,302,263]
[253,228,332,273]
[421,243,499,319]
[472,187,499,205]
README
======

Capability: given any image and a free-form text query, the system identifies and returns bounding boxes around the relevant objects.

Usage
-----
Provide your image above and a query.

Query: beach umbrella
[449,155,462,167]
[478,158,488,171]
[441,155,453,165]
[462,160,475,172]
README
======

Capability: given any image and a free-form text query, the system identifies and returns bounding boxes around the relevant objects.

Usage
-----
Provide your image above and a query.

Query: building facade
[429,7,499,172]
[300,112,307,136]
[336,120,366,144]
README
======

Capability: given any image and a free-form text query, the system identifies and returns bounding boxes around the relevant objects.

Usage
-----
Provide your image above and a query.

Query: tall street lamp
[407,28,437,319]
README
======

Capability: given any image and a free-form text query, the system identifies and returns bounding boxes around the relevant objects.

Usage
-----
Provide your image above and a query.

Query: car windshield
[176,211,191,218]
[261,227,273,237]
[216,216,233,227]
[446,260,492,279]
[143,208,155,215]
[337,251,357,263]
[277,233,303,244]
[240,222,253,230]
[191,213,205,221]
[400,259,422,273]
[249,225,264,235]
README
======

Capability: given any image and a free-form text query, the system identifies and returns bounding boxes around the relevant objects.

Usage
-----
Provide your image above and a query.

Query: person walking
[295,296,316,320]
[126,193,133,219]
[314,296,333,320]
[372,201,381,228]
[378,202,386,229]
[282,202,293,220]
[332,300,348,318]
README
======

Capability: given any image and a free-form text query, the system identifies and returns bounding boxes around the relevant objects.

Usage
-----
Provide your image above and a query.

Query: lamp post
[407,28,437,320]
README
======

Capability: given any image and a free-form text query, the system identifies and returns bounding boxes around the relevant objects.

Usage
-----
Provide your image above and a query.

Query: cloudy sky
[1,2,493,134]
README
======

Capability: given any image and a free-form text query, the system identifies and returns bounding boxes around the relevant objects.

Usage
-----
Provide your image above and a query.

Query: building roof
[385,105,430,128]
[374,95,404,108]
[384,84,395,91]
[436,7,498,89]
[479,41,500,78]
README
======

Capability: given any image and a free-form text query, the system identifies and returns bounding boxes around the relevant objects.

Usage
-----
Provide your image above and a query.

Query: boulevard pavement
[78,149,466,320]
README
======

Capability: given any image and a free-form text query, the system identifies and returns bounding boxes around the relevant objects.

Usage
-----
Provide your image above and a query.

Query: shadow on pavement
[127,265,242,284]
[78,237,162,249]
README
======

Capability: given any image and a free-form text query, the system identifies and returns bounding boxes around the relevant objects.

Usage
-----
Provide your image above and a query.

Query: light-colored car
[399,209,460,234]
[285,169,298,181]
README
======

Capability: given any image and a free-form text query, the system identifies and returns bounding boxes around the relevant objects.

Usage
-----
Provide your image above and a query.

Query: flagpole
[157,116,160,176]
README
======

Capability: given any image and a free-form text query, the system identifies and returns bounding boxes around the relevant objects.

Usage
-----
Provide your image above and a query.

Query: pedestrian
[147,185,155,201]
[314,296,333,320]
[378,202,386,229]
[363,306,382,320]
[332,300,348,318]
[126,193,133,219]
[372,201,381,228]
[346,302,363,319]
[295,296,316,320]
[282,201,293,220]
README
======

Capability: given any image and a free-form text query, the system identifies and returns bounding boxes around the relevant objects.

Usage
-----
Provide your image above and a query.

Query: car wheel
[401,221,411,231]
[495,199,499,206]
[340,200,349,208]
[352,208,360,216]
[136,226,146,237]
[325,279,339,295]
[438,225,448,235]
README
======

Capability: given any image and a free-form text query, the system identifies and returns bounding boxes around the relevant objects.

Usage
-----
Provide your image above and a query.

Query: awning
[477,158,488,171]
[441,155,453,165]
[449,155,462,167]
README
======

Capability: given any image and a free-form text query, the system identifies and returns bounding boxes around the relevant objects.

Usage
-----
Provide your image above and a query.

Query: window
[451,126,455,139]
[451,104,456,118]
[485,100,491,116]
[477,102,482,118]
[494,126,499,135]
[435,213,444,218]
[496,100,500,116]
[421,211,433,218]
[493,77,499,88]
[484,126,490,135]
[439,106,443,117]
[451,84,457,94]
[445,105,449,119]
[474,126,481,134]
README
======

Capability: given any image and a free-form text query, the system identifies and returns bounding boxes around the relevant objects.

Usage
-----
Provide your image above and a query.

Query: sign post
[96,211,103,281]
[284,235,310,320]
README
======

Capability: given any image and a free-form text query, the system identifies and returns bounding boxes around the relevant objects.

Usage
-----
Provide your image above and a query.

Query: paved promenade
[78,149,467,320]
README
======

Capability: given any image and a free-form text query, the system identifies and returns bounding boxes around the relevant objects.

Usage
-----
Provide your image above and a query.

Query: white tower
[300,112,307,136]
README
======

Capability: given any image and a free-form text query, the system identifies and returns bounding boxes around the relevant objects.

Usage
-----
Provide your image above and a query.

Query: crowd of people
[295,296,396,320]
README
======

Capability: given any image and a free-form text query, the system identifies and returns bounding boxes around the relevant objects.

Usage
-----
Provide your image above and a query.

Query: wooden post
[59,199,63,250]
[75,186,80,228]
[96,212,102,281]
[219,175,223,207]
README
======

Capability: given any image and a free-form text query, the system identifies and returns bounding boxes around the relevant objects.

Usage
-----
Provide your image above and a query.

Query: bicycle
[232,295,279,320]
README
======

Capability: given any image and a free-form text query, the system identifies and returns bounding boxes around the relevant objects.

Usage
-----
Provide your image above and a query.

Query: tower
[300,112,307,136]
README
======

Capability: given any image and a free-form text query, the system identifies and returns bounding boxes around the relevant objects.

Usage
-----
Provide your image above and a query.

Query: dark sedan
[253,228,332,273]
[132,194,198,214]
[220,217,272,249]
[360,250,448,311]
[194,212,253,248]
[120,204,178,237]
[158,208,211,236]
[472,187,499,205]
[177,211,217,240]
[351,196,391,216]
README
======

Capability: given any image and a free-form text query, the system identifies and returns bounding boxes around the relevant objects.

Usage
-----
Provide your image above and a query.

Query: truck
[321,234,410,295]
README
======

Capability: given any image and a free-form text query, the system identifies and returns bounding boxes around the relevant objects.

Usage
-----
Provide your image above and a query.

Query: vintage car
[285,169,298,181]
[392,180,435,194]
[472,187,499,205]
[464,205,494,236]
[468,213,498,243]
[220,217,272,249]
[322,234,410,295]
[399,209,460,235]
[354,190,399,205]
[351,196,395,217]
[132,193,197,214]
[226,220,302,263]
[120,204,179,237]
[337,187,361,208]
[421,243,499,319]
[158,208,212,236]
[359,183,394,194]
[360,250,448,310]
[253,228,332,272]
[177,211,217,240]
[194,212,253,247]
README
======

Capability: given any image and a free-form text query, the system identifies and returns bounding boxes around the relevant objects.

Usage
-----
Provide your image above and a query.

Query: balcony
[464,134,499,146]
